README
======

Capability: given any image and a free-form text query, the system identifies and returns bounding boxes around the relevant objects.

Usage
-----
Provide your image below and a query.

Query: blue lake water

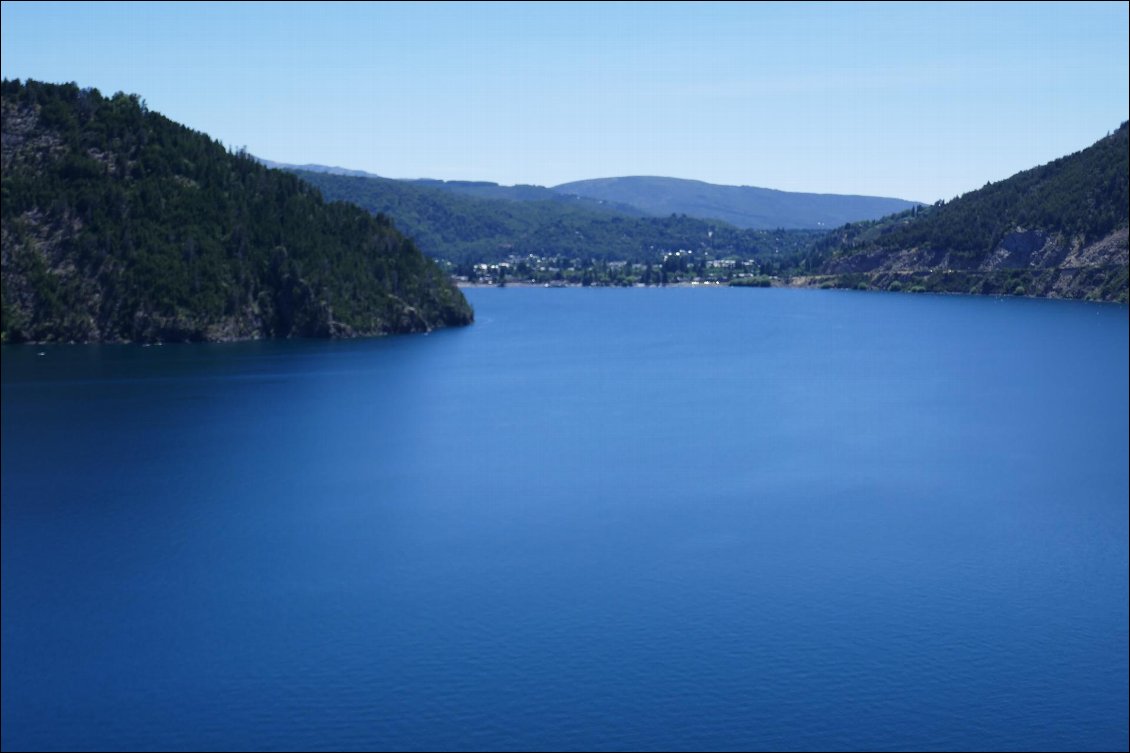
[2,287,1128,751]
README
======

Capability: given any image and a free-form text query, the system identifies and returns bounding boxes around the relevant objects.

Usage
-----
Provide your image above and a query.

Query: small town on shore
[448,250,776,288]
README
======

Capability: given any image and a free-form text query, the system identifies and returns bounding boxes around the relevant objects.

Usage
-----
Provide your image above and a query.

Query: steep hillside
[811,124,1129,302]
[292,169,823,267]
[551,176,918,230]
[1,80,472,343]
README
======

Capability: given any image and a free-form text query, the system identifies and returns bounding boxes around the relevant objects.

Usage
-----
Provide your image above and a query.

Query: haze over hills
[551,176,920,230]
[0,80,472,343]
[809,122,1129,302]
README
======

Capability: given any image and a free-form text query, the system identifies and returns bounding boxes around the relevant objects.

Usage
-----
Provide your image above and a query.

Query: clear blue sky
[2,1,1127,202]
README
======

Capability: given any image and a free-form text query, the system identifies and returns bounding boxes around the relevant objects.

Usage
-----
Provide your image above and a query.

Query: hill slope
[254,160,648,214]
[291,169,823,267]
[255,158,383,180]
[551,176,918,230]
[265,161,914,230]
[811,123,1129,302]
[1,80,472,343]
[406,178,646,215]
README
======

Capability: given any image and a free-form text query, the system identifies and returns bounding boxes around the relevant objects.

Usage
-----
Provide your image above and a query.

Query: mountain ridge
[288,168,823,269]
[551,175,919,229]
[257,159,918,230]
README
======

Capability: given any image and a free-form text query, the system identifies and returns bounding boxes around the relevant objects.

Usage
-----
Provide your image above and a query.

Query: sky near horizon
[2,1,1127,203]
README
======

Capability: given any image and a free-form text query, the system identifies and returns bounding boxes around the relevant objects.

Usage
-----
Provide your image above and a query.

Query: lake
[2,287,1127,751]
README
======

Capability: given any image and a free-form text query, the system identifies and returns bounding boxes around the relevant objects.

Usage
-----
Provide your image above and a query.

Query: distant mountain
[290,169,823,268]
[810,123,1129,302]
[551,176,919,230]
[406,179,650,214]
[263,162,914,229]
[255,158,384,180]
[408,178,563,202]
[256,160,644,214]
[1,80,472,343]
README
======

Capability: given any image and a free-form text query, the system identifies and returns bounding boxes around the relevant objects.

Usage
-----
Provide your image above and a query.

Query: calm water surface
[2,288,1128,751]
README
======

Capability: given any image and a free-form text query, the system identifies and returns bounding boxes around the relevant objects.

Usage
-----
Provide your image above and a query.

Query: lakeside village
[446,249,777,288]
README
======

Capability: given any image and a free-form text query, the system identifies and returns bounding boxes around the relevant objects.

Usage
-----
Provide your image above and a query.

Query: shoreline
[455,279,1128,305]
[456,281,742,289]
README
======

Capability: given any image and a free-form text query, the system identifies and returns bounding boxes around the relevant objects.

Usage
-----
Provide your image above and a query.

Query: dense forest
[290,169,824,268]
[810,123,1129,302]
[1,79,472,343]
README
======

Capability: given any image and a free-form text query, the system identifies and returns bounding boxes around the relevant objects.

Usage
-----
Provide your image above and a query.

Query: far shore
[456,280,760,289]
[454,278,1127,304]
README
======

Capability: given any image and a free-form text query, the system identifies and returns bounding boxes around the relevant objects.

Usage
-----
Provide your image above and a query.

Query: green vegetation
[728,275,774,288]
[293,123,1129,302]
[812,123,1129,302]
[12,73,1115,331]
[1,79,472,343]
[407,178,644,214]
[807,266,1129,303]
[291,169,825,272]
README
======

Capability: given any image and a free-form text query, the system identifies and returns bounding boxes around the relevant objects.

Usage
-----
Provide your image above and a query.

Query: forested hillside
[1,79,472,343]
[406,178,645,214]
[811,123,1129,302]
[292,169,823,268]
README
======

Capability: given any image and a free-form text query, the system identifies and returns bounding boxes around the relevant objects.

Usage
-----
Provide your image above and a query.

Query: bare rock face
[1066,228,1129,269]
[984,230,1048,269]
